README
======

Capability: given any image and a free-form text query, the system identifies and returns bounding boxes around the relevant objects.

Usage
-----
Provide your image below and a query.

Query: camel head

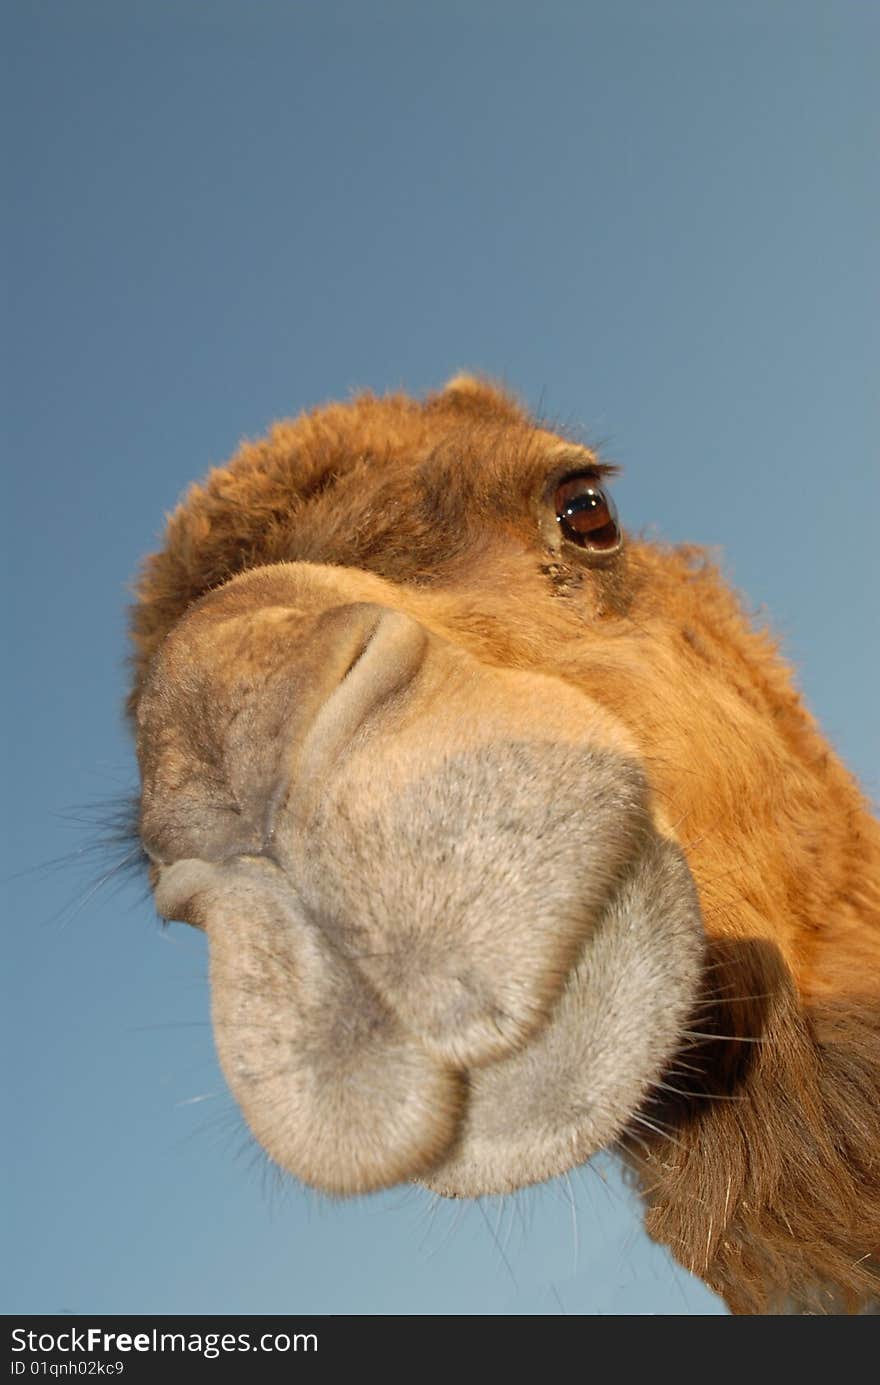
[129,376,880,1313]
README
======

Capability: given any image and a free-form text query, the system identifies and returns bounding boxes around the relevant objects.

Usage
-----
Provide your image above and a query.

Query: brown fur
[129,376,880,1313]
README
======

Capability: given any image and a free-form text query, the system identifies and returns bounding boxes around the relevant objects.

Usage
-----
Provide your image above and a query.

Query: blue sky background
[3,0,877,1316]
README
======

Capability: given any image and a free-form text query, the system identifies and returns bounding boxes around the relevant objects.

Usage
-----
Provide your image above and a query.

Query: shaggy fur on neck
[627,938,880,1313]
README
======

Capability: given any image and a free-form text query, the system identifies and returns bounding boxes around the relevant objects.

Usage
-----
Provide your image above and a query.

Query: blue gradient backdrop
[4,0,877,1316]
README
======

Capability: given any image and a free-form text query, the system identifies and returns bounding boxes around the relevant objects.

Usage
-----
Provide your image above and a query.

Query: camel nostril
[291,607,430,791]
[338,611,384,683]
[334,606,428,700]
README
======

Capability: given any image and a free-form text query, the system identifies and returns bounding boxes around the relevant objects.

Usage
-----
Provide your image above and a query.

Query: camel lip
[156,774,704,1197]
[152,851,285,925]
[417,830,706,1199]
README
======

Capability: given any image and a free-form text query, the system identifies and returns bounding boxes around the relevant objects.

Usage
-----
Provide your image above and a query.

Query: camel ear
[428,372,527,423]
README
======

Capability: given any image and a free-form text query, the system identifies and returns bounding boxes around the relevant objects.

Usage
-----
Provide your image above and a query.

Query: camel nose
[138,600,429,870]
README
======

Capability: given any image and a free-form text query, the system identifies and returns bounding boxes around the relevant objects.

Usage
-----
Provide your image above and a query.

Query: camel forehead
[127,385,618,718]
[241,401,607,564]
[234,392,602,540]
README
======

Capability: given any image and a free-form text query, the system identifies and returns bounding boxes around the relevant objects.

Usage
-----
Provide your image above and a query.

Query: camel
[128,375,880,1315]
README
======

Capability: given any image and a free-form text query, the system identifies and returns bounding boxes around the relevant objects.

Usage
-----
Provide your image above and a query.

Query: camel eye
[554,474,621,552]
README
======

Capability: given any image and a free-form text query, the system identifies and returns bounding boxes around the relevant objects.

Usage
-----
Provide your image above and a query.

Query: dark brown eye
[554,475,621,552]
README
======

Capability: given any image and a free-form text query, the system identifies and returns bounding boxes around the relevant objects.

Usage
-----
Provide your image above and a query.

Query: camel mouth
[139,579,706,1200]
[163,741,704,1200]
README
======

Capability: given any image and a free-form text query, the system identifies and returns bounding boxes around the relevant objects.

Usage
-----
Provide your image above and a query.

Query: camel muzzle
[139,574,705,1196]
